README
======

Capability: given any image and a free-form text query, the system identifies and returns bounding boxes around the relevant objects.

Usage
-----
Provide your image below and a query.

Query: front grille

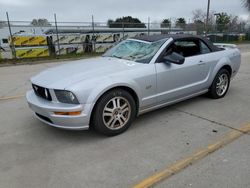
[32,84,52,101]
[35,113,53,124]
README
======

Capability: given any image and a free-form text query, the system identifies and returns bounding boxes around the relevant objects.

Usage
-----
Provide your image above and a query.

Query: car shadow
[133,95,209,124]
[30,93,228,142]
[39,96,204,135]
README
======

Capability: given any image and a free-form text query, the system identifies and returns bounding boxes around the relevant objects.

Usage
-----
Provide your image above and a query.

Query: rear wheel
[92,89,136,136]
[209,69,230,99]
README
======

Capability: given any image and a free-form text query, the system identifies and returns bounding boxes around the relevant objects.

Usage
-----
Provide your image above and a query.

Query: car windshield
[103,39,166,63]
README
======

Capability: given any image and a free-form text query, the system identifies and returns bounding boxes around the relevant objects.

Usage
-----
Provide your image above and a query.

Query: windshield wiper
[111,55,122,59]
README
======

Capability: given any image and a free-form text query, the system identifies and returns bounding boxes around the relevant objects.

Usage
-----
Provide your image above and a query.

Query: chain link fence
[0,16,249,60]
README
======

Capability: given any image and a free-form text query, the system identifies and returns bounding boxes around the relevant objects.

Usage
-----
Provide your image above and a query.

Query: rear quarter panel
[207,48,241,87]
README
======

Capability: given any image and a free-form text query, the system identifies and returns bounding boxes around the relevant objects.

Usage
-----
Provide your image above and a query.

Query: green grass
[230,41,250,45]
[212,40,250,45]
[0,52,102,66]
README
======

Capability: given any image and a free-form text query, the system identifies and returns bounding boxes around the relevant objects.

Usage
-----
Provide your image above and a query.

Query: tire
[209,69,230,99]
[92,89,136,136]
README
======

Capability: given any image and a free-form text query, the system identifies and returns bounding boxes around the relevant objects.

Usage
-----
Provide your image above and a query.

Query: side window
[160,38,212,62]
[173,40,200,57]
[200,40,211,54]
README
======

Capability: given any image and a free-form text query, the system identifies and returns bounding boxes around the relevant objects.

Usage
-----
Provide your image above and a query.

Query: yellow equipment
[12,35,47,46]
[16,47,49,58]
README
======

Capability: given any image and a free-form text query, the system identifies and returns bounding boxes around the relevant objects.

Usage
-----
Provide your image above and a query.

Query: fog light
[54,111,81,116]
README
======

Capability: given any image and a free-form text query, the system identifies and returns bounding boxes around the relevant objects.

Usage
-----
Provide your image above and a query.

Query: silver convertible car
[27,34,241,136]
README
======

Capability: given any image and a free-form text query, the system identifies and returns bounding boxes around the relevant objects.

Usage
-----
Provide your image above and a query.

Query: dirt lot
[0,45,249,188]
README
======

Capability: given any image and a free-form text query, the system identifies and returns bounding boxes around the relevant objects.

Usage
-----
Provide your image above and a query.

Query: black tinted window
[173,40,200,57]
[162,38,212,61]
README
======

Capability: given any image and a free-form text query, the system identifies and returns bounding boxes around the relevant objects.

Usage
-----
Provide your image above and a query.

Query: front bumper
[26,90,91,130]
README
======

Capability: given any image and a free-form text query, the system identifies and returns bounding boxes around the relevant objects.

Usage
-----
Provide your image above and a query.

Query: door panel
[155,55,210,104]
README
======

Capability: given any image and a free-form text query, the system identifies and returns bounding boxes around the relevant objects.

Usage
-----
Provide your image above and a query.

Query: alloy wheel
[102,97,131,130]
[216,73,229,96]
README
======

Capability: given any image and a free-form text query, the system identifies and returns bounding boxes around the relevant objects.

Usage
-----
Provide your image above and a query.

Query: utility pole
[206,0,211,36]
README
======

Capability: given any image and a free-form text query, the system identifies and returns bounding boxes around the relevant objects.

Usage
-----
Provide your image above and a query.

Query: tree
[229,16,239,31]
[194,20,205,34]
[161,19,171,28]
[216,13,231,32]
[243,0,250,11]
[192,9,206,23]
[107,19,114,27]
[228,16,247,32]
[192,9,216,32]
[108,16,146,28]
[175,18,186,29]
[30,18,51,26]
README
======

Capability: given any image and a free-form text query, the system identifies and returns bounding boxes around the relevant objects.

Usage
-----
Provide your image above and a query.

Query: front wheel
[209,69,230,99]
[92,89,136,136]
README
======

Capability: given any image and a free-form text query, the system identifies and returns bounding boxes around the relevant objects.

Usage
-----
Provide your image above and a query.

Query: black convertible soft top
[133,34,220,52]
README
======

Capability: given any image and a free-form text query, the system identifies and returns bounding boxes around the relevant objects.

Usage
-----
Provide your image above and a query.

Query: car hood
[31,57,139,89]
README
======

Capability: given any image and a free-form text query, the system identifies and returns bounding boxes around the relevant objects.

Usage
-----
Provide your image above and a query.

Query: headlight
[54,90,79,104]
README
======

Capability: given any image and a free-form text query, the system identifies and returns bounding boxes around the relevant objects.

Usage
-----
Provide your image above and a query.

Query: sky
[0,0,249,23]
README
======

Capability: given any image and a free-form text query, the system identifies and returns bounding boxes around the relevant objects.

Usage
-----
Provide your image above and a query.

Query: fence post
[91,15,95,52]
[6,12,16,59]
[54,13,60,56]
[148,17,150,35]
[169,18,172,34]
[214,23,217,43]
[122,21,125,40]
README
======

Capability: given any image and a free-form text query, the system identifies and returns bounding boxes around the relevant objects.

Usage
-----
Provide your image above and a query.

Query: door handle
[198,60,205,66]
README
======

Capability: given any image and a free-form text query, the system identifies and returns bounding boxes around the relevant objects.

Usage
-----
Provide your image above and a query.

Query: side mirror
[163,52,185,65]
